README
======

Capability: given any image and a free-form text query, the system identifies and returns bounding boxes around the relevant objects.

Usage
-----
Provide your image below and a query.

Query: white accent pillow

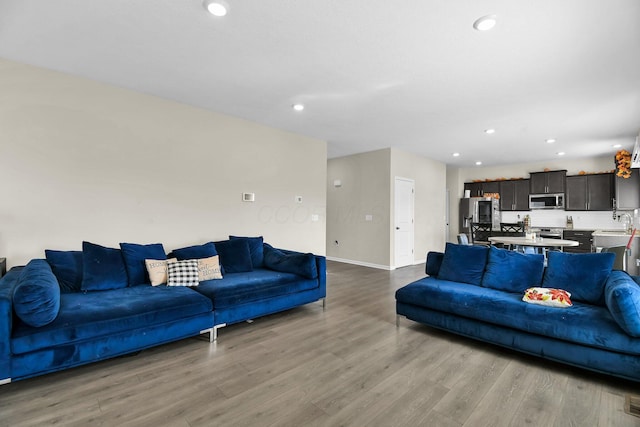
[145,258,177,286]
[198,255,223,281]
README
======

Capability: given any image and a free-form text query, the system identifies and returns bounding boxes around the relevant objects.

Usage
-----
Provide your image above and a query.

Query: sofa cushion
[172,242,218,260]
[11,285,213,355]
[605,270,640,337]
[425,251,444,277]
[167,260,200,287]
[230,236,264,268]
[395,277,640,355]
[263,244,317,279]
[81,241,128,291]
[193,268,319,308]
[542,251,615,305]
[481,246,544,293]
[13,259,61,327]
[437,243,488,286]
[215,239,253,273]
[120,242,166,285]
[45,249,83,293]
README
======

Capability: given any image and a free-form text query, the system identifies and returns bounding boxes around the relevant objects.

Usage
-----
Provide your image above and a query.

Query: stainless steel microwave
[529,193,564,210]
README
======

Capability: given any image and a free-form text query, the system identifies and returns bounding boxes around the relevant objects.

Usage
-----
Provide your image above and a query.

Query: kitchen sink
[592,229,637,249]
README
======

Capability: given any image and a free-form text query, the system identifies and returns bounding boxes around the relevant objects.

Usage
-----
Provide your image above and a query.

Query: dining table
[488,236,580,250]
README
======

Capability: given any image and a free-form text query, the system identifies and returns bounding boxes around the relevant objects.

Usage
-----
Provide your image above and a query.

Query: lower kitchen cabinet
[562,230,594,253]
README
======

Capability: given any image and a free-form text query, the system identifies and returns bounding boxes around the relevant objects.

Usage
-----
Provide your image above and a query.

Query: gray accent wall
[327,148,446,269]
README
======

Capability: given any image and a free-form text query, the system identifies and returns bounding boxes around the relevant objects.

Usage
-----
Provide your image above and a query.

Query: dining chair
[471,223,492,245]
[457,233,470,245]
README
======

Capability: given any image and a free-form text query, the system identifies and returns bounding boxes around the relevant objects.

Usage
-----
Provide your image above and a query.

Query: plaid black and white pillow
[166,259,200,287]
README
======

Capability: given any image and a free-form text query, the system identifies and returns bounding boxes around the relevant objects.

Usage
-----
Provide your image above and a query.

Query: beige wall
[326,149,391,268]
[0,59,327,268]
[390,148,446,265]
[326,148,447,269]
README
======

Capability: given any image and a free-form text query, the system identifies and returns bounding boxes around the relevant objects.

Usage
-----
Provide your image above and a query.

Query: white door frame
[394,177,415,268]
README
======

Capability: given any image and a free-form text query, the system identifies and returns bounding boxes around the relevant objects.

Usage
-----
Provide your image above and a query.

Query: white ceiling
[1,0,638,166]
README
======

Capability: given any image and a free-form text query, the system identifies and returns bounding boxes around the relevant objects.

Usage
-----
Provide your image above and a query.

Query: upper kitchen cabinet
[464,181,499,197]
[529,170,566,194]
[566,173,614,211]
[499,179,530,211]
[615,172,640,210]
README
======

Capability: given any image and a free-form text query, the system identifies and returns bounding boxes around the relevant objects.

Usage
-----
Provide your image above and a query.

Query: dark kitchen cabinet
[529,170,566,194]
[464,181,499,197]
[566,173,613,211]
[499,179,530,211]
[562,230,594,253]
[615,173,640,210]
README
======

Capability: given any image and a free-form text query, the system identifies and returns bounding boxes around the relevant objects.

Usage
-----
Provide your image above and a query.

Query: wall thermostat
[242,192,255,202]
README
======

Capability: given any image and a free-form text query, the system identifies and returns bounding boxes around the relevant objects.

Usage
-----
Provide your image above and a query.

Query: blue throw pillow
[542,251,615,305]
[229,236,264,268]
[45,249,83,293]
[172,242,218,260]
[605,271,640,337]
[120,242,166,285]
[425,252,444,277]
[481,246,544,293]
[13,259,61,327]
[263,244,317,279]
[81,241,128,291]
[214,239,253,273]
[437,242,488,286]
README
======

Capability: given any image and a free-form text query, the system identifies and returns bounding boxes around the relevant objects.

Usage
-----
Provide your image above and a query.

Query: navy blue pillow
[13,259,61,327]
[214,239,253,273]
[437,242,488,286]
[45,249,83,293]
[229,236,264,268]
[120,242,166,285]
[263,244,317,279]
[81,241,128,291]
[481,246,544,293]
[542,251,615,305]
[425,251,444,277]
[172,242,217,260]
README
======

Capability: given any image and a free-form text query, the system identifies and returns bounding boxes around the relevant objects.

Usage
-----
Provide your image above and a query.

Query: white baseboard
[327,257,426,271]
[326,257,394,271]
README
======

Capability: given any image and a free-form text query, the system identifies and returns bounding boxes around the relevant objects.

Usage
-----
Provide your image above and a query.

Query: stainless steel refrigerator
[459,197,501,240]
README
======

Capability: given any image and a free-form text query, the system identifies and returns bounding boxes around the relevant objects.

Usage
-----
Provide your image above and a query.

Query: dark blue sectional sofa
[0,237,326,384]
[396,243,640,382]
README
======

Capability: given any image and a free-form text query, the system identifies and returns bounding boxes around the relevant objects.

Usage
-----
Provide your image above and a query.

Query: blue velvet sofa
[0,237,326,384]
[396,243,640,382]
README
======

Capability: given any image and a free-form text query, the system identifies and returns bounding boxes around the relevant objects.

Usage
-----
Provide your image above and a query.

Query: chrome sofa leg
[396,315,401,327]
[322,298,326,311]
[212,324,226,342]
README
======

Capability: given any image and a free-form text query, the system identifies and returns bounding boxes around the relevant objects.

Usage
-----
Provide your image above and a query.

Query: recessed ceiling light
[557,152,566,156]
[473,15,497,31]
[484,129,495,134]
[292,103,305,112]
[546,138,556,144]
[203,0,228,17]
[475,161,483,166]
[613,144,622,148]
[453,152,460,157]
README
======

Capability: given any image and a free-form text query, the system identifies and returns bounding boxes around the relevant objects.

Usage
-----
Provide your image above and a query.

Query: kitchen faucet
[619,213,633,234]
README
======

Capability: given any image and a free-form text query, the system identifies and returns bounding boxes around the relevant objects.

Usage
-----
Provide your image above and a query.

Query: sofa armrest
[315,255,327,297]
[0,267,23,381]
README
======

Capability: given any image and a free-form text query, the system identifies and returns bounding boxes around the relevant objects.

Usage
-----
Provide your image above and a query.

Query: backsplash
[500,209,638,231]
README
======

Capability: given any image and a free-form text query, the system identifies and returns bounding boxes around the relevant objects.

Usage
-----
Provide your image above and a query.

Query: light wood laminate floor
[1,261,639,426]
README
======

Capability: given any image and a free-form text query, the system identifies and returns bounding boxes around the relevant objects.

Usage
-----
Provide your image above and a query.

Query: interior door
[394,177,415,268]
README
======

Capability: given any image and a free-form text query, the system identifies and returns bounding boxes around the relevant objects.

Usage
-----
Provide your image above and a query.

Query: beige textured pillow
[145,258,177,286]
[198,255,223,280]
